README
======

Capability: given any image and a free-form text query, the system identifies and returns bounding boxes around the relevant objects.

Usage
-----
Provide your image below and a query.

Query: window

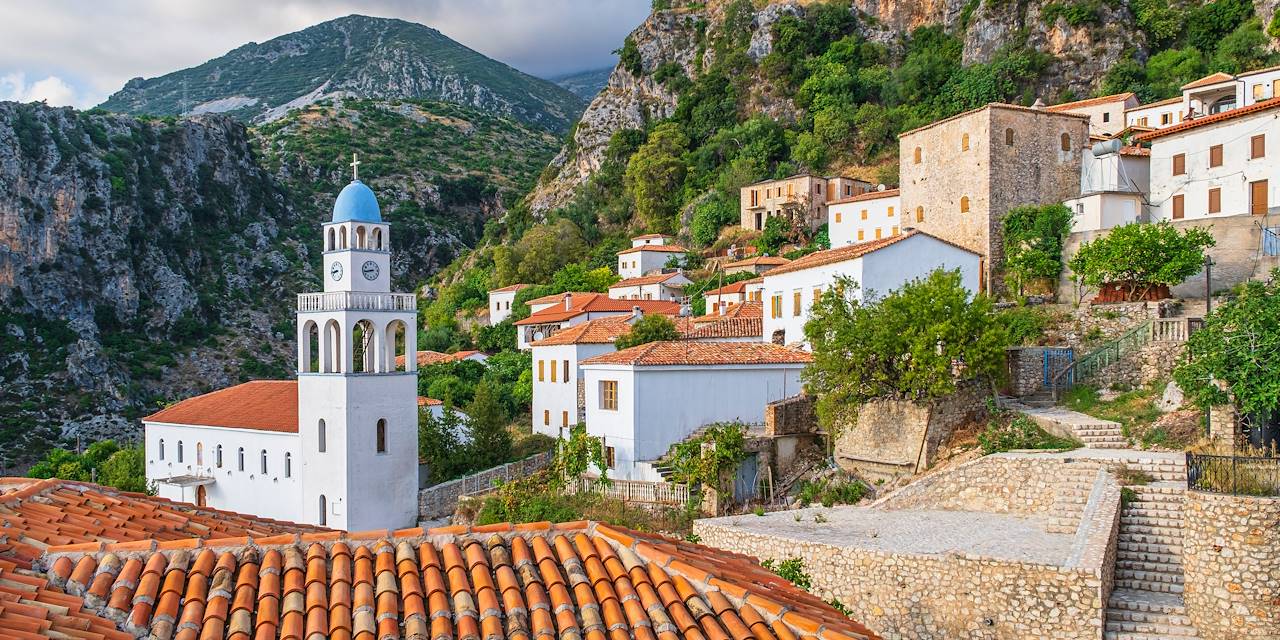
[961,133,969,151]
[1060,133,1071,152]
[563,360,569,383]
[238,448,245,471]
[1172,194,1185,220]
[1251,134,1266,159]
[834,211,842,223]
[875,228,883,240]
[196,442,203,466]
[1254,84,1266,100]
[913,147,921,164]
[159,439,165,460]
[960,196,970,213]
[318,419,326,452]
[600,381,618,411]
[543,410,549,426]
[1137,116,1149,127]
[857,229,865,241]
[216,445,223,468]
[1172,153,1185,176]
[892,226,900,236]
[1208,188,1221,214]
[285,453,292,478]
[1209,145,1223,168]
[376,419,387,453]
[562,411,569,427]
[887,206,894,218]
[812,287,821,303]
[793,290,802,316]
[605,446,616,469]
[860,209,868,220]
[318,495,327,526]
[177,441,184,463]
[1103,112,1111,123]
[1005,128,1014,145]
[915,206,924,223]
[260,450,268,474]
[1161,113,1172,126]
[537,360,544,382]
[550,361,557,383]
[770,294,782,319]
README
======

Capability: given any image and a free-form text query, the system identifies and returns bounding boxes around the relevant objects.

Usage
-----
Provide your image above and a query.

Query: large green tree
[1002,203,1073,294]
[466,383,513,469]
[614,314,682,350]
[624,122,689,233]
[1067,221,1215,300]
[803,270,1009,428]
[28,440,148,493]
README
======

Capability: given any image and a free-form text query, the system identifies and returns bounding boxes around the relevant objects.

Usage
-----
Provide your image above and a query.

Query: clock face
[362,260,380,281]
[329,262,343,281]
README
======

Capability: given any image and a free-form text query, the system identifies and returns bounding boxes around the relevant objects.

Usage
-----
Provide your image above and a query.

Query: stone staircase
[1046,465,1103,534]
[1008,401,1128,449]
[1105,481,1202,639]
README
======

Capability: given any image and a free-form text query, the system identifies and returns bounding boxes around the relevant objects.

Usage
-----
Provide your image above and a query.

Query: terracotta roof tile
[763,230,977,277]
[515,294,681,326]
[396,349,484,368]
[580,341,812,367]
[826,188,900,206]
[529,315,637,347]
[617,244,690,255]
[632,234,673,240]
[724,256,790,269]
[1181,71,1235,90]
[143,381,298,432]
[1125,96,1182,112]
[1133,97,1280,141]
[1045,92,1136,112]
[609,272,688,288]
[489,283,530,294]
[682,317,764,340]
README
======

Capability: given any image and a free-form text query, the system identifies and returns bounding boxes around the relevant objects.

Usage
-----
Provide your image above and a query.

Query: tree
[625,123,689,233]
[28,440,148,493]
[418,405,465,484]
[553,423,610,482]
[615,315,681,350]
[803,270,1010,429]
[1067,222,1216,301]
[1002,203,1073,295]
[466,384,513,469]
[1174,271,1280,417]
[690,194,739,247]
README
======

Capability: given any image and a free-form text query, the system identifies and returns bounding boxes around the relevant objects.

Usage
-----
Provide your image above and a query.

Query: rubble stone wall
[1183,490,1280,638]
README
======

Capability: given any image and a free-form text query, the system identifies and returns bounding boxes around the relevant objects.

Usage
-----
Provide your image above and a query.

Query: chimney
[563,293,573,311]
[632,305,643,319]
[1032,98,1046,110]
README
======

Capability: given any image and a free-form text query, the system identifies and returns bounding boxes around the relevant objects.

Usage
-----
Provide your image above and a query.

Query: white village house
[762,230,982,346]
[144,174,421,531]
[513,292,680,350]
[827,188,901,247]
[579,341,811,481]
[607,271,691,301]
[1064,142,1151,233]
[486,283,528,324]
[703,277,763,315]
[529,314,642,437]
[721,255,790,276]
[617,234,688,279]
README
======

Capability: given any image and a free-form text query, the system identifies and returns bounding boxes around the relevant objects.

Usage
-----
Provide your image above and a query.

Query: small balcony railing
[297,291,416,313]
[1187,452,1280,496]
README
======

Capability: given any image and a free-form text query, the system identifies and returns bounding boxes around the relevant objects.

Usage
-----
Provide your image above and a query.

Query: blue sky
[0,0,649,108]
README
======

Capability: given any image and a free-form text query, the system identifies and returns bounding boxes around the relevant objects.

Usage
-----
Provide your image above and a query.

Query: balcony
[297,291,417,313]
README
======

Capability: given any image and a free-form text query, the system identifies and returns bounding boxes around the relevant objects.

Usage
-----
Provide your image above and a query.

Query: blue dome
[331,180,382,223]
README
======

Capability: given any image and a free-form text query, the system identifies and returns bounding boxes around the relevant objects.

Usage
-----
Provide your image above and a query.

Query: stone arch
[352,319,377,373]
[339,226,348,250]
[372,227,383,250]
[318,495,327,526]
[356,225,367,249]
[385,319,409,372]
[327,228,335,251]
[300,320,320,373]
[323,319,342,373]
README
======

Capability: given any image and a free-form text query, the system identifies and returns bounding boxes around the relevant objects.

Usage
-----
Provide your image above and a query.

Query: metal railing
[1051,320,1151,400]
[1186,452,1280,496]
[578,476,691,506]
[298,291,416,313]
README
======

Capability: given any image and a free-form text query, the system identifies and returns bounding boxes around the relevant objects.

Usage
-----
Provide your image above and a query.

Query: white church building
[144,168,421,531]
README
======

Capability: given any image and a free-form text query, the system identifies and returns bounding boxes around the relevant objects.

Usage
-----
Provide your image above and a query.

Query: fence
[577,476,691,506]
[1186,452,1280,497]
[417,451,552,519]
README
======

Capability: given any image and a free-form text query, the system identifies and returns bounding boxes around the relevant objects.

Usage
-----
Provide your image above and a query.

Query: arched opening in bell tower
[356,225,367,249]
[352,319,377,373]
[301,321,319,373]
[385,320,408,372]
[339,226,348,249]
[372,227,383,250]
[326,228,335,251]
[322,319,342,373]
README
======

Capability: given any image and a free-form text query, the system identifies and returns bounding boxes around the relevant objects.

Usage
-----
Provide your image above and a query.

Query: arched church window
[260,450,268,475]
[303,321,320,373]
[216,445,223,468]
[353,319,376,373]
[238,448,245,471]
[318,495,327,526]
[177,441,184,463]
[285,453,292,478]
[196,442,203,466]
[340,227,348,250]
[376,419,387,453]
[159,439,165,460]
[318,419,327,452]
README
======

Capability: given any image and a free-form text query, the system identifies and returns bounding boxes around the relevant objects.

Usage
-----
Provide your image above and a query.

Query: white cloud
[0,71,91,107]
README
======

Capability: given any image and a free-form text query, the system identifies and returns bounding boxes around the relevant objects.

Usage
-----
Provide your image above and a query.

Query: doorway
[196,485,207,507]
[1251,180,1269,215]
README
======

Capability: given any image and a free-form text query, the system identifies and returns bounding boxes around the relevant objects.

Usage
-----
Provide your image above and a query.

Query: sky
[0,0,650,109]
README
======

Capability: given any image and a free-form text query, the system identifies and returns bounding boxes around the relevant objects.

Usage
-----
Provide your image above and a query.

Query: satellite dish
[533,331,544,341]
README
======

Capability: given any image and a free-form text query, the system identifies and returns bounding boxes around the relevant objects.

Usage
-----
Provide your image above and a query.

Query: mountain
[550,67,615,100]
[97,15,586,132]
[0,97,558,469]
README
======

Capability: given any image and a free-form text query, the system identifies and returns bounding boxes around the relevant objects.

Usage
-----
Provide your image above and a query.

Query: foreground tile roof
[1133,97,1280,141]
[143,381,298,433]
[515,294,681,326]
[580,341,812,367]
[0,557,133,640]
[39,522,878,640]
[0,478,323,571]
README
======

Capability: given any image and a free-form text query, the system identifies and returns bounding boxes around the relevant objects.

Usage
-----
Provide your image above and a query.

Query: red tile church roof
[143,380,299,433]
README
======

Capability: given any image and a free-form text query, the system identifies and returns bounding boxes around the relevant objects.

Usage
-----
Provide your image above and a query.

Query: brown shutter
[1209,145,1223,168]
[1172,154,1185,175]
[1252,180,1269,215]
[1251,135,1266,159]
[1172,194,1185,220]
[1208,188,1221,214]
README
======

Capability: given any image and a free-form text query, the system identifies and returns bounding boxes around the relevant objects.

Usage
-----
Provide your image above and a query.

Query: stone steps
[1115,568,1184,586]
[1114,578,1185,594]
[1104,622,1200,638]
[1118,540,1184,559]
[1116,559,1185,576]
[1105,484,1200,640]
[1108,589,1190,615]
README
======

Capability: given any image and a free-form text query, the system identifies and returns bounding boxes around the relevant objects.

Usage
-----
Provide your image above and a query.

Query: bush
[761,557,813,590]
[1068,222,1215,301]
[614,314,681,350]
[1002,203,1072,294]
[796,477,867,507]
[999,305,1050,345]
[978,416,1081,454]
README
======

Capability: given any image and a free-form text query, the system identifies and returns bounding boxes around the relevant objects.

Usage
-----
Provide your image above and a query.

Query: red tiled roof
[705,279,761,296]
[580,341,812,366]
[682,317,764,340]
[609,272,687,288]
[143,381,298,433]
[396,350,485,368]
[0,557,132,639]
[39,522,878,640]
[725,256,790,268]
[489,283,529,294]
[1133,98,1280,141]
[1182,72,1235,90]
[529,315,637,346]
[1125,96,1182,112]
[827,188,900,205]
[695,302,763,323]
[515,294,681,326]
[1119,146,1151,157]
[0,478,323,570]
[763,230,976,277]
[417,397,443,407]
[616,244,689,255]
[631,233,672,240]
[1046,92,1135,112]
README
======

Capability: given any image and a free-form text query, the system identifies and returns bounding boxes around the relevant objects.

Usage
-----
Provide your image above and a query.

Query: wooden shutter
[1252,180,1269,215]
[1172,154,1185,175]
[1251,135,1266,159]
[1208,188,1221,214]
[1209,145,1223,168]
[1172,194,1184,220]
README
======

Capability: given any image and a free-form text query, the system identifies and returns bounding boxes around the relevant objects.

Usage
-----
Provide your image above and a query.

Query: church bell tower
[296,154,419,530]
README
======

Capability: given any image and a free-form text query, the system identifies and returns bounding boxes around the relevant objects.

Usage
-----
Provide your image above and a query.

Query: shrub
[796,477,867,507]
[978,416,1081,454]
[761,558,813,591]
[1068,222,1215,301]
[999,305,1049,345]
[1002,203,1072,294]
[614,314,681,350]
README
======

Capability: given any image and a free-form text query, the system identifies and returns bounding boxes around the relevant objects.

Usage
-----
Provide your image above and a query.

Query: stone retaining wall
[764,394,816,436]
[418,452,551,520]
[1089,339,1185,390]
[1182,490,1280,638]
[1004,346,1050,396]
[834,382,986,481]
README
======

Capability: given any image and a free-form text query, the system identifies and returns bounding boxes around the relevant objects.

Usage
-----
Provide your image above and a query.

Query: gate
[1262,226,1280,257]
[733,453,759,501]
[1043,348,1074,387]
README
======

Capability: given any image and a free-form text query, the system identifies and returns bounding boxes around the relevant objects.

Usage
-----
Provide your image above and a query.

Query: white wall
[1127,102,1184,129]
[581,364,805,481]
[763,258,861,347]
[1148,113,1277,222]
[321,221,392,293]
[1242,69,1280,106]
[704,292,746,315]
[488,290,519,325]
[145,422,303,522]
[828,194,901,247]
[1079,148,1150,195]
[1065,192,1145,233]
[531,343,615,436]
[608,275,689,301]
[618,250,679,279]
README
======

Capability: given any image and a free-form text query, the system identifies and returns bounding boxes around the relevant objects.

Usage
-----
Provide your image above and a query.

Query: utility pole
[1204,254,1214,314]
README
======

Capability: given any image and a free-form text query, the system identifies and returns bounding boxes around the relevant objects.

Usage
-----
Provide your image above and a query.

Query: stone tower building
[898,103,1089,293]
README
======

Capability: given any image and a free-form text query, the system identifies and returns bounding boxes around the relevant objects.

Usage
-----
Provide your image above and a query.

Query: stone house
[898,102,1090,294]
[739,174,872,231]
